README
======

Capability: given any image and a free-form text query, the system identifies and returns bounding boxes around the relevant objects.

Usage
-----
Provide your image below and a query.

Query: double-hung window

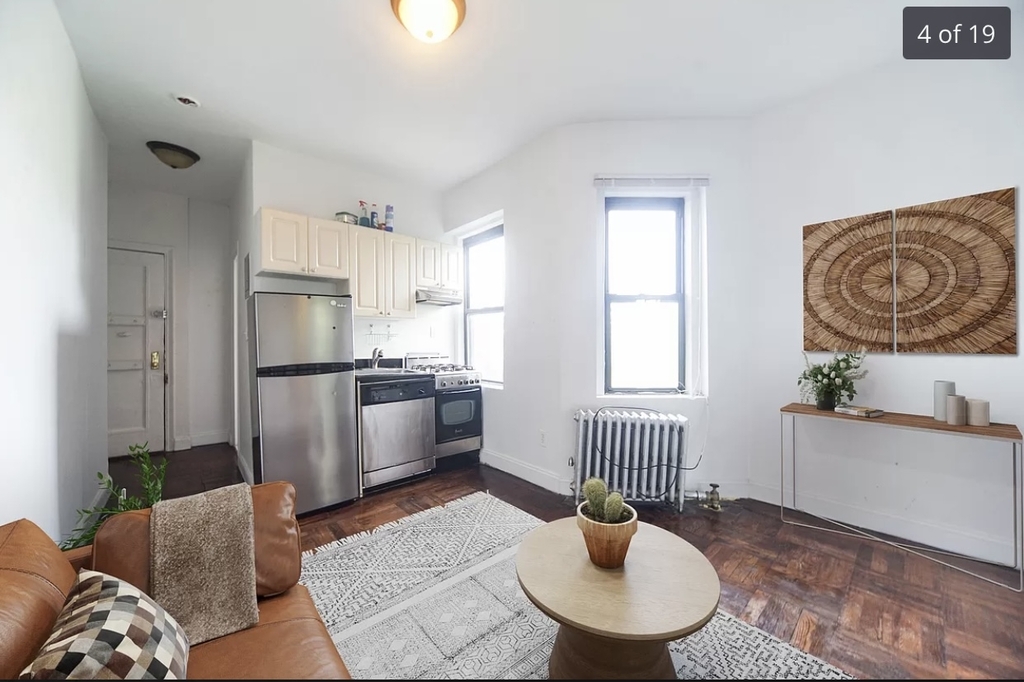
[605,197,685,393]
[464,225,505,384]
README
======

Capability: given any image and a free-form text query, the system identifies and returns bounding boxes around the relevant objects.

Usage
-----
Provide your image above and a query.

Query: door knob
[150,351,161,369]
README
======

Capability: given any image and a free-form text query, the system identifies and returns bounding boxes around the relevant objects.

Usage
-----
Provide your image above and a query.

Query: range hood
[415,287,463,306]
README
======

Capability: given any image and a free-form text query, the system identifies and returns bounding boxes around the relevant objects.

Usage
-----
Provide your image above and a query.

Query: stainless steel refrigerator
[248,292,359,514]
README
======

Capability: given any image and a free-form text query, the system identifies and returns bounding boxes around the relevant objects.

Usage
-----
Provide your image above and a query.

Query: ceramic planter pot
[815,394,837,411]
[576,502,638,569]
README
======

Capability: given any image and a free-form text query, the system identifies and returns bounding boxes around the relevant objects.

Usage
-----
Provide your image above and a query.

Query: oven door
[434,387,482,456]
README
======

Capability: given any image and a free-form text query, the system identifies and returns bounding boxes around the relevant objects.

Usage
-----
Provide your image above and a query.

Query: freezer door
[252,293,354,368]
[255,370,358,514]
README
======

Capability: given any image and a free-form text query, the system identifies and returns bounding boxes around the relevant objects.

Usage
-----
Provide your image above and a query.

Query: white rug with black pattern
[300,492,852,680]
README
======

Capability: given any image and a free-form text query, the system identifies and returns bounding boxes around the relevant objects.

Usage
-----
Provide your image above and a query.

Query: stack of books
[834,404,885,418]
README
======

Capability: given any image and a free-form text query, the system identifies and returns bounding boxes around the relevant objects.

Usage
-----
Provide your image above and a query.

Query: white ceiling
[56,0,938,202]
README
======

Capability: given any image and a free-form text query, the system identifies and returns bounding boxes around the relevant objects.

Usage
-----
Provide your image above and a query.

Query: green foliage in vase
[581,478,631,523]
[797,351,867,404]
[60,443,167,549]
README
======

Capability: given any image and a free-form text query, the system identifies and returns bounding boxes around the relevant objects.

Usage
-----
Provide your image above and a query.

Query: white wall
[187,200,232,446]
[442,14,1023,564]
[0,0,108,539]
[231,146,255,483]
[108,185,232,451]
[443,120,754,495]
[748,42,1024,563]
[232,141,458,481]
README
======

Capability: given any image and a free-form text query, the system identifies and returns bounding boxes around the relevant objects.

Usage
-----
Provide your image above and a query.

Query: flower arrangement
[797,351,867,409]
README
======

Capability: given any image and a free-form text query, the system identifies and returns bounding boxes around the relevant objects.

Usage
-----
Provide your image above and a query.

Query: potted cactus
[576,477,638,569]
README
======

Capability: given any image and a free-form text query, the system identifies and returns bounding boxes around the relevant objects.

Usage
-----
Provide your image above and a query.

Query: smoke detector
[174,95,200,108]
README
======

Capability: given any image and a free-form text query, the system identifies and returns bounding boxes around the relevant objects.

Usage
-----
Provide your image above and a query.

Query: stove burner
[415,363,474,373]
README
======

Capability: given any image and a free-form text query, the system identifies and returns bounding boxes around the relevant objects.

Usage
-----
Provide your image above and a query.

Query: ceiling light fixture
[146,141,201,169]
[391,0,465,43]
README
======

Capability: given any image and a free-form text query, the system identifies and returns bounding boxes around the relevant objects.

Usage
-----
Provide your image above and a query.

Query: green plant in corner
[797,350,867,407]
[581,477,631,523]
[60,443,167,549]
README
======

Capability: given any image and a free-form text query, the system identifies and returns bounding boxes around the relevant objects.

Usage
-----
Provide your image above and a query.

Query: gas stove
[419,365,481,390]
[405,353,483,459]
[405,356,482,390]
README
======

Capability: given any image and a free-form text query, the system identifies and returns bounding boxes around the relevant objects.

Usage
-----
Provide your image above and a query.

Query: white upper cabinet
[349,228,386,317]
[416,239,442,288]
[440,243,463,291]
[385,233,417,319]
[308,217,350,280]
[259,208,308,274]
[255,206,420,320]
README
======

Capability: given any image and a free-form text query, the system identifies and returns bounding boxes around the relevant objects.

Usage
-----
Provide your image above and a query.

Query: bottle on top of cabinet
[358,200,370,227]
[385,204,394,232]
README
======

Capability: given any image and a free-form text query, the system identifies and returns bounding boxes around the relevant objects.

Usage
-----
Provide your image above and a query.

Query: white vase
[967,399,990,427]
[946,395,967,426]
[933,381,956,421]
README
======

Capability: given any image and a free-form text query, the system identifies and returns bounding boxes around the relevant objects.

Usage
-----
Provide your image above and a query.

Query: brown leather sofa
[0,482,350,679]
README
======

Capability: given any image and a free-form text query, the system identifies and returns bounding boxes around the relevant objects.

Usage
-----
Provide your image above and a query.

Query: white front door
[107,248,166,456]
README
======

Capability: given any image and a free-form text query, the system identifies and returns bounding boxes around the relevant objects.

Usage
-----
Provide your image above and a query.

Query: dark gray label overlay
[904,6,1011,59]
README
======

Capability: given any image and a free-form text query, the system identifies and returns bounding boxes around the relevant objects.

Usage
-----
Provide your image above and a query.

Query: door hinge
[164,373,169,385]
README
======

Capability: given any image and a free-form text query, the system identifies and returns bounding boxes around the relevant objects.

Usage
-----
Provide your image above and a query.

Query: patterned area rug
[300,492,851,679]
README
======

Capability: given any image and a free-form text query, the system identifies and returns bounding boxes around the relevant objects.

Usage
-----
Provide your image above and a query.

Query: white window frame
[463,224,505,387]
[595,179,708,398]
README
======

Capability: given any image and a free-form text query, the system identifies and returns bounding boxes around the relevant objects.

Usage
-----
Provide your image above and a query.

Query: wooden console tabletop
[781,402,1022,442]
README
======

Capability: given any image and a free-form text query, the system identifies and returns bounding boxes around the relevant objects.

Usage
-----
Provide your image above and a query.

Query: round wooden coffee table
[516,517,720,680]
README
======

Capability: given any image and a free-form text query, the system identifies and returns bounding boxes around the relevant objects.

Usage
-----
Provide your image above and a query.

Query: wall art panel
[894,188,1016,354]
[803,211,895,352]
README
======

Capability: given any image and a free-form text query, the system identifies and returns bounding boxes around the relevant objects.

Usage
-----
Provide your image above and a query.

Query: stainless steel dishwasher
[359,375,436,488]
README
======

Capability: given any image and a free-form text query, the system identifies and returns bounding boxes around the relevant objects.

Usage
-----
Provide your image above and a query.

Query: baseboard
[746,482,1014,566]
[190,430,230,447]
[172,437,192,451]
[480,449,571,496]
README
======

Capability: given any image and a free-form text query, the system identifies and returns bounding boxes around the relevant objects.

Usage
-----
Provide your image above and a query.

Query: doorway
[107,247,167,456]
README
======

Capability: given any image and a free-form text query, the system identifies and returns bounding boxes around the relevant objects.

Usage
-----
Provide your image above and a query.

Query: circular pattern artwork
[803,188,1016,355]
[895,188,1016,354]
[803,211,895,352]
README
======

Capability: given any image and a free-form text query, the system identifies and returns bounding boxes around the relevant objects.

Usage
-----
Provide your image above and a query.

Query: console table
[779,402,1023,591]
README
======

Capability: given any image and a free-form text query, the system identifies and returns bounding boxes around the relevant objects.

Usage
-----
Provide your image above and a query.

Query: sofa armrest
[62,545,93,573]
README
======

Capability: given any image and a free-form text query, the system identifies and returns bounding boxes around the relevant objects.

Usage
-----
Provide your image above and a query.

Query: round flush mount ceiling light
[391,0,465,43]
[146,141,200,169]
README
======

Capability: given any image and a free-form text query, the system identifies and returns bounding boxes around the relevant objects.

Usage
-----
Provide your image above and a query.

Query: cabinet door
[309,217,350,279]
[260,208,308,274]
[415,239,442,288]
[385,233,417,319]
[440,243,463,290]
[349,228,386,317]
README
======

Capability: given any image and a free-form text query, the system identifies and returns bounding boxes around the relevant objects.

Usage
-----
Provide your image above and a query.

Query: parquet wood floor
[111,445,1024,678]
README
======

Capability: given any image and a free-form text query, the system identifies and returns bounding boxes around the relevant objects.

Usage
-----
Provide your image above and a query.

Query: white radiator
[572,409,688,512]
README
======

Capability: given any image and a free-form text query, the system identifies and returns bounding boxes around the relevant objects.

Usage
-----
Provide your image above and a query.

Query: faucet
[371,347,384,369]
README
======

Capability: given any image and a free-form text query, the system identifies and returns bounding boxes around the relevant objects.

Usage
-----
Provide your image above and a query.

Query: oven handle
[439,387,482,396]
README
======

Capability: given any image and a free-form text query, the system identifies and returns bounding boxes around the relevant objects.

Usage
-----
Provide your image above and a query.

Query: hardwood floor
[112,444,1024,679]
[108,443,243,501]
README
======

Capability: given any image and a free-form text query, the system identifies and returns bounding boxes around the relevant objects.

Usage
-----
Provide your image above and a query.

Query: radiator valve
[703,483,721,512]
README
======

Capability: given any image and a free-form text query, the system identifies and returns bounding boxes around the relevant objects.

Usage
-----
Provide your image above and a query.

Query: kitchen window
[464,225,505,384]
[604,197,685,393]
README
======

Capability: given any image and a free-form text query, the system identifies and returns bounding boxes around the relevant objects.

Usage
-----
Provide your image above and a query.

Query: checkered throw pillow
[20,570,189,680]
